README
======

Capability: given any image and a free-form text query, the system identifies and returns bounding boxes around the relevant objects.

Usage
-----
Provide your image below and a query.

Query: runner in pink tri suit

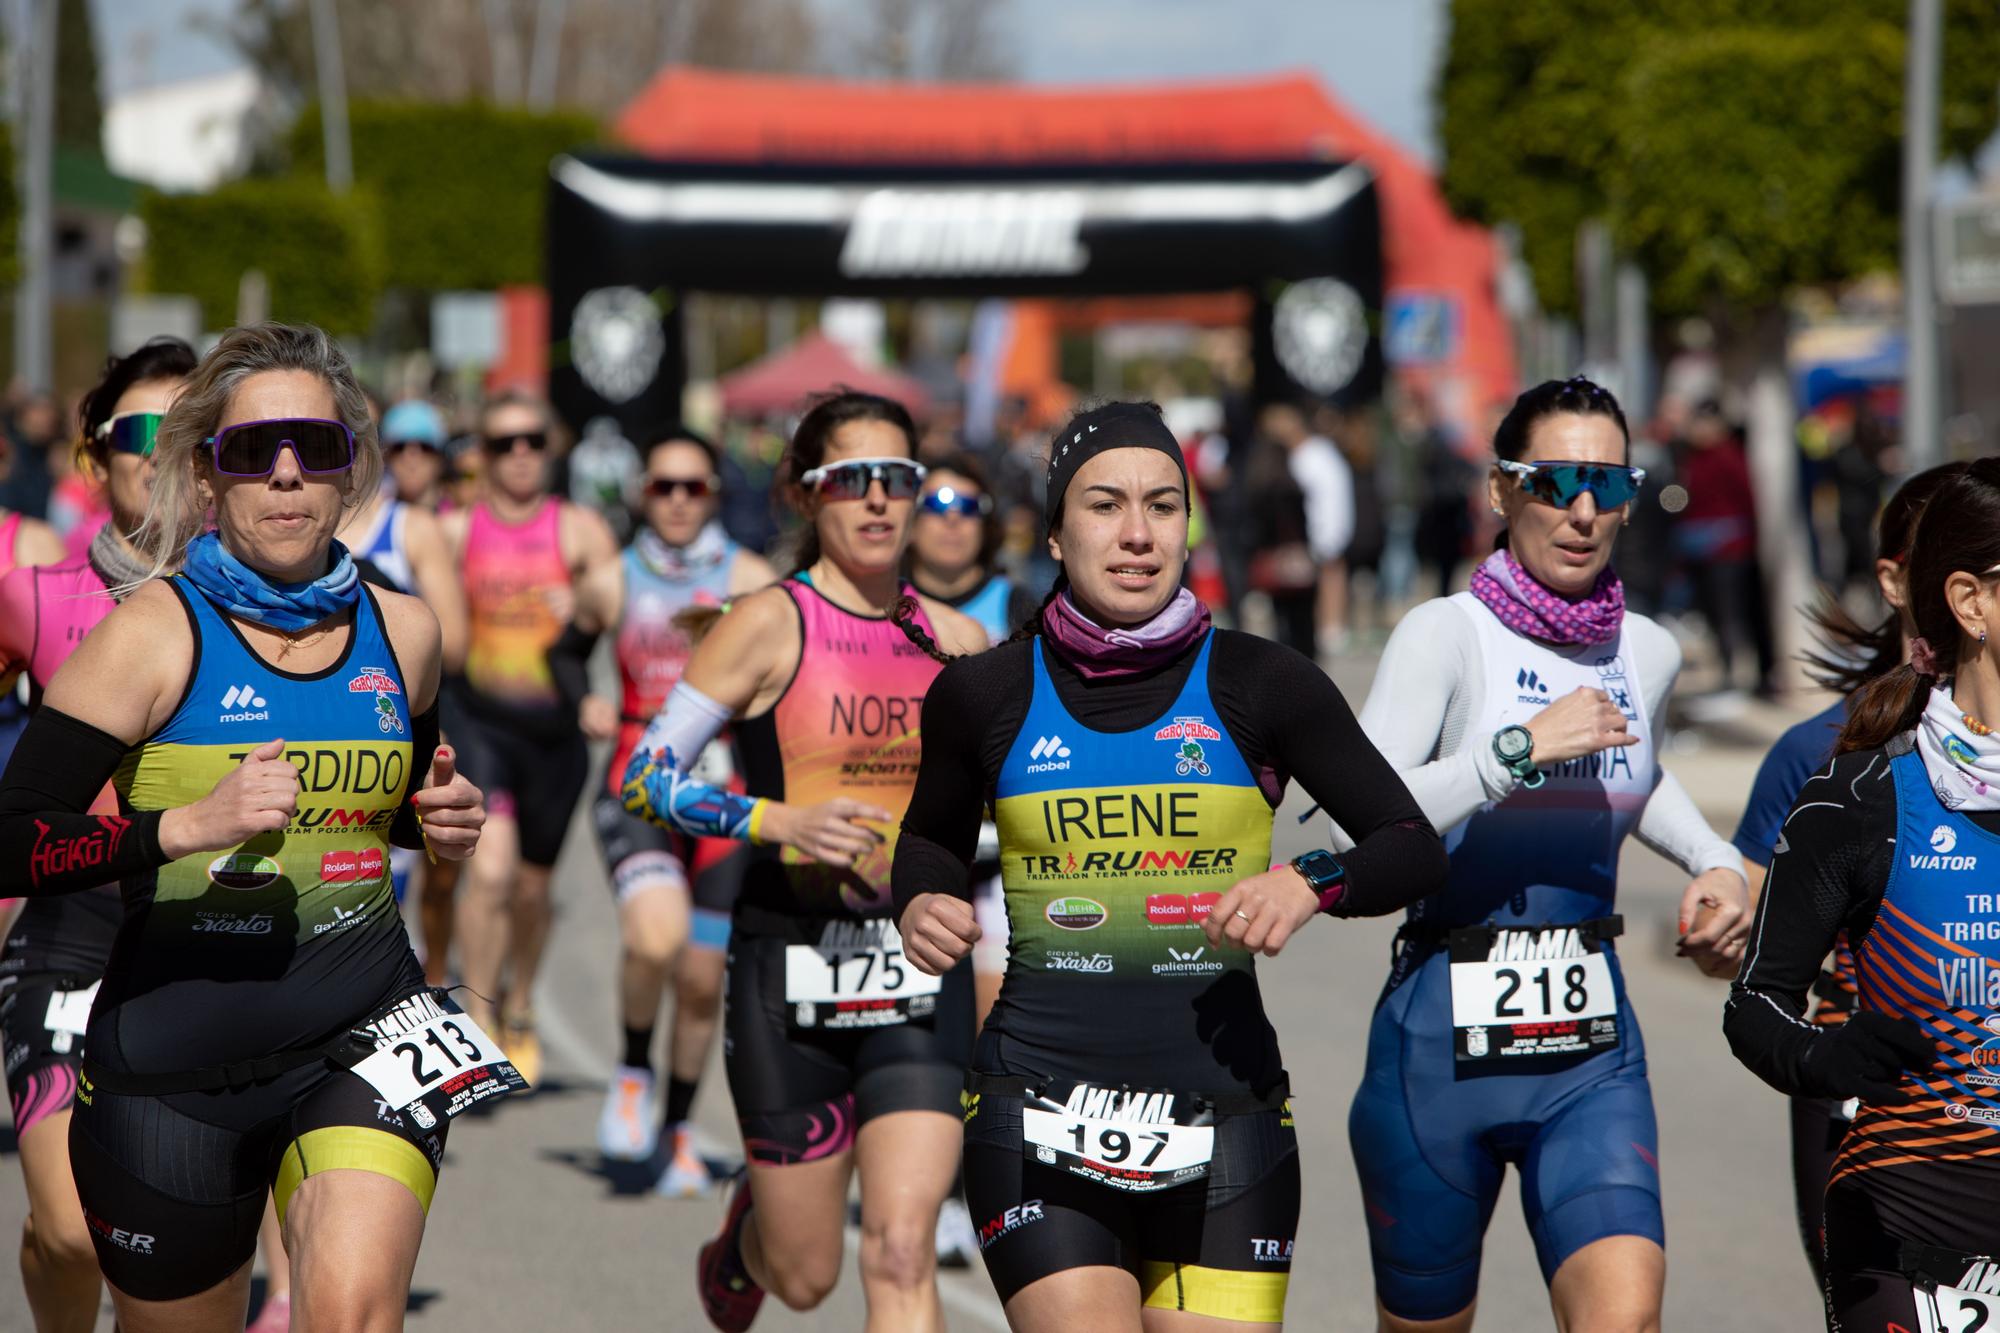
[0,336,197,1332]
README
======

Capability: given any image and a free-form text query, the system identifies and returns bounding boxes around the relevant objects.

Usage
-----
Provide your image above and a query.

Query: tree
[54,0,101,153]
[847,0,1017,81]
[1437,1,2000,318]
[210,0,823,125]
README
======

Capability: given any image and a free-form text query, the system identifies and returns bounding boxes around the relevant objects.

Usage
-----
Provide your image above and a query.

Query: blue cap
[381,400,446,447]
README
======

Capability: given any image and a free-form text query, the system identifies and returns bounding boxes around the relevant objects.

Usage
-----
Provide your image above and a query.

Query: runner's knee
[765,1247,842,1310]
[859,1213,935,1292]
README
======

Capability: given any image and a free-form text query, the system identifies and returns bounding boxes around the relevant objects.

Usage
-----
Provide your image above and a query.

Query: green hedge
[289,100,599,292]
[140,177,384,334]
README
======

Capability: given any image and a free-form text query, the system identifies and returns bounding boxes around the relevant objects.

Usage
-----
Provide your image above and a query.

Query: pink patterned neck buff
[1043,586,1212,679]
[1469,548,1625,646]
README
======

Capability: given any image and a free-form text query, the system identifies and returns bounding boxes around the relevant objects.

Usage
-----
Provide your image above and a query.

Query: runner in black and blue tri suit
[1729,458,2000,1330]
[1731,462,1966,1287]
[1338,379,1750,1332]
[895,402,1449,1330]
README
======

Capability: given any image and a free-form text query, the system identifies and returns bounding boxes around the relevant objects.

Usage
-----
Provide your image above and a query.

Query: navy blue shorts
[1348,949,1663,1322]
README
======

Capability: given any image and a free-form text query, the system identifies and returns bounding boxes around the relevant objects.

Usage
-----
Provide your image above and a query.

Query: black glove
[1799,1009,1937,1104]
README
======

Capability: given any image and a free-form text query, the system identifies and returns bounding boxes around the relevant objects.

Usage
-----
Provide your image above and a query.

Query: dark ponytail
[1802,461,1968,694]
[1837,458,2000,754]
[778,388,919,576]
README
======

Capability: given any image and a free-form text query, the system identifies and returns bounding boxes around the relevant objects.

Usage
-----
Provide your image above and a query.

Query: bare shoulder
[438,506,471,550]
[560,502,619,568]
[712,582,797,640]
[43,579,194,741]
[13,516,64,567]
[372,586,443,707]
[401,505,446,552]
[918,598,989,656]
[728,547,778,595]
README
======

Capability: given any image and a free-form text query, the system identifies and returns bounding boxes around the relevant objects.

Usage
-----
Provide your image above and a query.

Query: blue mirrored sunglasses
[1495,458,1646,510]
[918,485,991,518]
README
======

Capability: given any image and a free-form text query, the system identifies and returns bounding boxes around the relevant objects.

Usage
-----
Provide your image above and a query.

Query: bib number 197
[1020,1086,1214,1193]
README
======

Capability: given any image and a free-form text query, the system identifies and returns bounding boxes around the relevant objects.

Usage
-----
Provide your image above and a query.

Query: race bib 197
[350,992,526,1129]
[1020,1084,1214,1193]
[785,919,941,1032]
[1449,924,1618,1062]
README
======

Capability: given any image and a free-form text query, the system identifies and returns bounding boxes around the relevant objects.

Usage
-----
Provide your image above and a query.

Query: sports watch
[1291,849,1348,912]
[1492,723,1544,789]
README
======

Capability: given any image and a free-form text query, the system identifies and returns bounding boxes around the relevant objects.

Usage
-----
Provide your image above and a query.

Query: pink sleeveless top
[462,499,569,709]
[0,554,115,692]
[735,578,943,918]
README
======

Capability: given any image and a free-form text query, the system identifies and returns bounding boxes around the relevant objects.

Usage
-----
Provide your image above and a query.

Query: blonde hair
[123,323,381,594]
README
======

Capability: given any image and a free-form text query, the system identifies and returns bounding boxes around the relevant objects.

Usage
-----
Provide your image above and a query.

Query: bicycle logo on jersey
[1175,740,1210,777]
[1155,716,1220,778]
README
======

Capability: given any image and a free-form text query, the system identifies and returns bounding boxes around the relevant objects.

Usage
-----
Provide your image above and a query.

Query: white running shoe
[934,1196,978,1270]
[655,1122,715,1198]
[598,1065,658,1161]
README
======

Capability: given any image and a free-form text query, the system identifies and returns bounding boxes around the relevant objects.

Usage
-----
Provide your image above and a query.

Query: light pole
[1902,0,1942,467]
[14,0,55,390]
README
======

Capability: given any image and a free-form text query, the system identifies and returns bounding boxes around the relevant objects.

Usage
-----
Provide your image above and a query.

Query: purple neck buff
[1043,586,1212,679]
[1469,548,1625,646]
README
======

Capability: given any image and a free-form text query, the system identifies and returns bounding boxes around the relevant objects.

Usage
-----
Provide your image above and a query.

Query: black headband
[1043,402,1189,530]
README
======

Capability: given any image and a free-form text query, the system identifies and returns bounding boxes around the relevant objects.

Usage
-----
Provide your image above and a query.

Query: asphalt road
[0,653,1826,1332]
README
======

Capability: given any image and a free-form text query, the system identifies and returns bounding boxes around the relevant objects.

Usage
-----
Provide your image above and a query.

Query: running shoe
[598,1065,658,1161]
[655,1121,713,1198]
[934,1195,977,1270]
[697,1174,764,1331]
[245,1292,290,1332]
[502,1013,542,1088]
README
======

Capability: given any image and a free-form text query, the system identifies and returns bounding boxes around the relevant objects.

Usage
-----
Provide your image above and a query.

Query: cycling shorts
[723,918,969,1166]
[67,1008,449,1300]
[1,969,99,1137]
[1349,952,1662,1323]
[963,1084,1298,1321]
[451,702,588,867]
[590,792,745,948]
[1823,1178,2000,1333]
[1790,1095,1850,1288]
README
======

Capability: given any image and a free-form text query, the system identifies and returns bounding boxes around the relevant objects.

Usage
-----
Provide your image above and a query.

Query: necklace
[1965,711,1995,737]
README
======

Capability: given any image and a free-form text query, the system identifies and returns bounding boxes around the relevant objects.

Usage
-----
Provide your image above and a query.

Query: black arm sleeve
[389,702,442,851]
[0,707,164,895]
[893,646,1030,922]
[1724,747,1897,1096]
[546,622,599,716]
[1212,633,1448,917]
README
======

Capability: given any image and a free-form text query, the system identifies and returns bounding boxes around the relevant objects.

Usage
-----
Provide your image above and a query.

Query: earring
[1490,505,1505,517]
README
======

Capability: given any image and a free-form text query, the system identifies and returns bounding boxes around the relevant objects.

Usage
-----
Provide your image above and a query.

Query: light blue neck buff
[181,529,359,632]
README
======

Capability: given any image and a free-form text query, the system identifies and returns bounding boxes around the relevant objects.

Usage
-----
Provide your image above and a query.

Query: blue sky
[91,0,1448,162]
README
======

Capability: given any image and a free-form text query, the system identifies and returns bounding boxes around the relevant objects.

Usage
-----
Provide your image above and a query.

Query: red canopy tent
[718,331,931,419]
[616,68,1517,433]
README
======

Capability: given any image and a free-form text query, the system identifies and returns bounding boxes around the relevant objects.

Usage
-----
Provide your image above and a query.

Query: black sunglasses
[385,439,443,458]
[204,417,355,477]
[645,476,715,499]
[484,431,548,454]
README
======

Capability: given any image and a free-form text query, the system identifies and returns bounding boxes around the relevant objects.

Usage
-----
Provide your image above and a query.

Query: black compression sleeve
[1211,633,1448,917]
[0,708,164,895]
[1725,747,1898,1097]
[546,622,598,716]
[893,647,1030,922]
[390,702,442,851]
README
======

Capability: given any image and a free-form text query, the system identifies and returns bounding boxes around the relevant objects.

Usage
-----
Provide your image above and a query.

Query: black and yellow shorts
[962,1081,1299,1324]
[67,1024,448,1300]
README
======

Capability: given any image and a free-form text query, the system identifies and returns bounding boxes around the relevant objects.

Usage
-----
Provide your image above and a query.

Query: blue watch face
[1295,851,1344,885]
